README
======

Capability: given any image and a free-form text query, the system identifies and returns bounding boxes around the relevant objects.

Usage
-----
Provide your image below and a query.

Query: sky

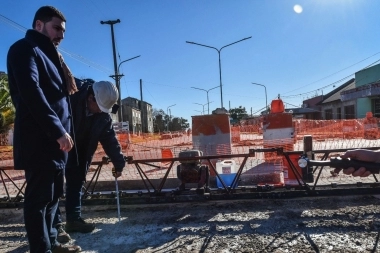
[1,0,380,125]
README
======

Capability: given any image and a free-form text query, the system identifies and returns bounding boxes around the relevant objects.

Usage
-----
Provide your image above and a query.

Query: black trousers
[24,168,64,253]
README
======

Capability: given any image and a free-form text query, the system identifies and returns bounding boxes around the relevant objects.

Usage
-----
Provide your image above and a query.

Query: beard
[41,25,60,46]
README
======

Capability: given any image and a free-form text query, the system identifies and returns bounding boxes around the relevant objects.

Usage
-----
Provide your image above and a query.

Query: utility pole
[100,19,122,121]
[140,79,144,133]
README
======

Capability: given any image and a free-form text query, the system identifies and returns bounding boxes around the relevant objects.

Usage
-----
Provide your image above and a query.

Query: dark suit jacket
[7,30,71,170]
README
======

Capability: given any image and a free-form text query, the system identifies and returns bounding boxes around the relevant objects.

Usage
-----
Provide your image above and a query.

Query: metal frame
[82,157,109,196]
[0,166,25,201]
[2,145,380,207]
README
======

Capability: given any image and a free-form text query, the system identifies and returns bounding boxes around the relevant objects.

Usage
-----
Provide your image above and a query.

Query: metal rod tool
[112,168,121,222]
[305,157,380,174]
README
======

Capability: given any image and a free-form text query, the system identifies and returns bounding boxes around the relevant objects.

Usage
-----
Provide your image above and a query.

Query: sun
[293,4,303,14]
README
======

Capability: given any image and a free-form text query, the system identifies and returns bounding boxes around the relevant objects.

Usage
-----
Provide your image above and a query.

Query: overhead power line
[281,58,380,99]
[0,14,112,74]
[283,51,380,95]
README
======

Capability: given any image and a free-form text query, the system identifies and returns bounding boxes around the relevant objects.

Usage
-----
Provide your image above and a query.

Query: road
[1,195,380,252]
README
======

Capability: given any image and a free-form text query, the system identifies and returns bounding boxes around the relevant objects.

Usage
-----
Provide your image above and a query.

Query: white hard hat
[92,81,119,113]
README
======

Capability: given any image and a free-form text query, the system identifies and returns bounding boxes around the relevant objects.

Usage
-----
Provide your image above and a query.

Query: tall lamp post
[166,104,176,131]
[100,19,121,120]
[118,55,141,75]
[110,55,141,122]
[186,36,252,108]
[252,82,268,112]
[191,86,219,114]
[194,101,213,115]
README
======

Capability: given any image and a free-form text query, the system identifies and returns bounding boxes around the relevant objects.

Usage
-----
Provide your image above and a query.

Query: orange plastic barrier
[231,126,240,143]
[282,154,303,186]
[270,99,285,113]
[161,148,174,167]
[363,112,378,139]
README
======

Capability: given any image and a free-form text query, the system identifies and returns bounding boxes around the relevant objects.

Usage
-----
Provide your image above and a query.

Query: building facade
[319,78,356,119]
[286,95,323,120]
[341,64,380,118]
[122,103,141,134]
[121,97,153,133]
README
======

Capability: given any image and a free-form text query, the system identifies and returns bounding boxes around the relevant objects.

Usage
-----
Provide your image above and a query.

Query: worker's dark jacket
[67,81,125,179]
[7,30,71,170]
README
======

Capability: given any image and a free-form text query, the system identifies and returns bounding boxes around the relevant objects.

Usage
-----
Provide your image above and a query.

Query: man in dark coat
[54,79,125,241]
[7,6,80,253]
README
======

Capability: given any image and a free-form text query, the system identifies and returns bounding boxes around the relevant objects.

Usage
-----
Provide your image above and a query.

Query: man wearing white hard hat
[53,79,125,241]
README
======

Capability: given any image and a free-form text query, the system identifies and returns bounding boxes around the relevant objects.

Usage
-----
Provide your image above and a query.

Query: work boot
[52,243,81,253]
[56,224,71,244]
[65,218,95,233]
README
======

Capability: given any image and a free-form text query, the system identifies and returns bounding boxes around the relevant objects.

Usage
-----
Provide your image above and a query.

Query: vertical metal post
[186,36,252,109]
[166,104,176,131]
[101,19,121,121]
[169,108,171,131]
[252,82,268,113]
[140,79,143,132]
[191,86,219,114]
[218,52,223,108]
[303,135,314,183]
[116,55,141,122]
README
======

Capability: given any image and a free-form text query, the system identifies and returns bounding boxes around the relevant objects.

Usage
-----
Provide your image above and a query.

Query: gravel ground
[1,195,380,253]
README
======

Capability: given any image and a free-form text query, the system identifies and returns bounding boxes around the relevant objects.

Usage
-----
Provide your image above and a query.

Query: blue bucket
[216,173,238,188]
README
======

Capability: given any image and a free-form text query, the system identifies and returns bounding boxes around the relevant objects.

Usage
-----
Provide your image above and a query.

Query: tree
[0,74,15,134]
[152,108,165,133]
[171,117,189,131]
[229,106,248,122]
[152,108,190,132]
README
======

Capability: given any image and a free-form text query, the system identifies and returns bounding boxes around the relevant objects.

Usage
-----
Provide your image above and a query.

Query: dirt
[0,146,13,160]
[1,195,380,253]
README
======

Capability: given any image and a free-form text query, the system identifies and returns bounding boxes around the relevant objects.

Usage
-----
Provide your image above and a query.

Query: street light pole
[191,86,219,114]
[194,101,213,115]
[109,55,141,122]
[166,104,176,131]
[117,55,141,75]
[252,82,268,113]
[186,36,252,108]
[169,109,171,129]
[100,19,121,121]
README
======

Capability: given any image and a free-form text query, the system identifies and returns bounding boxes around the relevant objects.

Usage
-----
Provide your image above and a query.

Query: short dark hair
[32,6,66,29]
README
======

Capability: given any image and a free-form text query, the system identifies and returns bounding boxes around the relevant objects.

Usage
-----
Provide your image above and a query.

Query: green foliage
[152,108,189,132]
[171,117,189,131]
[229,106,248,121]
[0,74,15,134]
[152,108,165,133]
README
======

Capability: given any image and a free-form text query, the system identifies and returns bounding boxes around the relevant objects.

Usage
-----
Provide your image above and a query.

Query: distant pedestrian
[7,5,80,253]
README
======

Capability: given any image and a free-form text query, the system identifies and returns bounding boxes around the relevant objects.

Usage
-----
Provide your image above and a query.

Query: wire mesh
[2,117,380,197]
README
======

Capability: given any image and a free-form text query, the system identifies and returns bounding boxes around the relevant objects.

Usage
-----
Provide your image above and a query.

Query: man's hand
[335,149,379,177]
[57,133,73,152]
[341,167,372,177]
